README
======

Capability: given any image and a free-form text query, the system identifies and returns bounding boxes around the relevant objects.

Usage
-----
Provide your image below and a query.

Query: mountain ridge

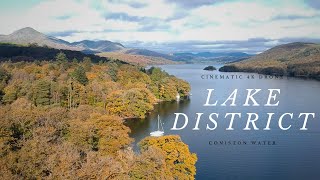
[0,27,125,53]
[219,42,320,79]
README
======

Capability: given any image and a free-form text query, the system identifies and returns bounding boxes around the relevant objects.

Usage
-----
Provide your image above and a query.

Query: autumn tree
[129,146,172,179]
[106,88,156,118]
[69,114,133,155]
[139,135,197,180]
[0,58,193,180]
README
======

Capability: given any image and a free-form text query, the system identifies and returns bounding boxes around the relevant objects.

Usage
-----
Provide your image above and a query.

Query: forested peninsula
[0,51,197,179]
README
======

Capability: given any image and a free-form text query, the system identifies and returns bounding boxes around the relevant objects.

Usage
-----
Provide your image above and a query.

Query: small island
[203,65,216,71]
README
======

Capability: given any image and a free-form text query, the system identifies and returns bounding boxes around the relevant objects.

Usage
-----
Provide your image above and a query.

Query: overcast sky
[0,0,320,53]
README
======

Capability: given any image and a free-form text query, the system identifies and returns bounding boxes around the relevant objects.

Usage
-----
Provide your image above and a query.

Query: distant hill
[97,51,178,66]
[0,27,80,51]
[0,27,177,65]
[173,52,252,63]
[123,48,175,60]
[71,40,125,52]
[0,43,117,63]
[0,27,252,65]
[0,27,125,53]
[219,42,320,79]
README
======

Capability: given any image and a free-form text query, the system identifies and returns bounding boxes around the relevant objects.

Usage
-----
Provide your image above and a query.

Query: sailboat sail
[150,115,164,137]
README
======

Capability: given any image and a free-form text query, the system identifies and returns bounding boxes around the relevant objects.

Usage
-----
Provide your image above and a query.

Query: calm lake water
[125,64,320,180]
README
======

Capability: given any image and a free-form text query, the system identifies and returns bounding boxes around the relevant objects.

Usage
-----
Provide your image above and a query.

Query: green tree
[2,84,18,104]
[107,63,118,82]
[71,66,88,86]
[82,57,92,71]
[55,52,68,70]
[0,67,11,83]
[33,80,51,106]
[72,58,78,65]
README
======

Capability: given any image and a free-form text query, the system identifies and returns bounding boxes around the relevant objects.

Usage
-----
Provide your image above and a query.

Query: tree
[33,80,51,106]
[106,88,156,118]
[139,135,197,180]
[0,67,10,83]
[55,52,68,70]
[2,83,18,104]
[82,57,92,71]
[72,58,78,64]
[107,63,118,82]
[71,66,88,86]
[129,147,172,179]
[69,114,133,155]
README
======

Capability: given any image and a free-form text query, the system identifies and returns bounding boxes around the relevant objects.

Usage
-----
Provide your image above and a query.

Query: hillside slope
[97,51,178,65]
[219,42,320,79]
[0,27,125,53]
[0,43,115,63]
[0,27,80,50]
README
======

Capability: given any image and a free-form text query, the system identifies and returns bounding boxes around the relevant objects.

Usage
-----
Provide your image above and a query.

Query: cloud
[48,30,79,37]
[165,0,222,9]
[305,0,320,9]
[124,37,320,54]
[102,0,177,20]
[0,0,319,52]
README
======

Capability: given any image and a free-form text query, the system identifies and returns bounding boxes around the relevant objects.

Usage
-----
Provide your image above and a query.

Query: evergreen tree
[71,66,89,86]
[107,63,118,82]
[72,58,78,64]
[0,67,10,83]
[82,57,92,71]
[55,52,68,70]
[33,80,51,106]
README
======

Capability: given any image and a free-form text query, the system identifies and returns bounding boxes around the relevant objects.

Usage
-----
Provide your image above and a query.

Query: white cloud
[0,0,319,47]
[102,0,177,20]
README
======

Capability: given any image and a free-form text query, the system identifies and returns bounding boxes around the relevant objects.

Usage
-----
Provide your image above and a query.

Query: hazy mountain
[71,40,125,53]
[219,42,320,79]
[0,27,125,53]
[97,51,178,65]
[173,51,252,63]
[174,52,250,58]
[0,27,80,50]
[122,48,175,60]
[0,27,253,65]
[120,49,252,64]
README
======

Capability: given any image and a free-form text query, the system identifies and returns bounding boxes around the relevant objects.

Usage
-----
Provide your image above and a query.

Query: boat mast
[158,115,160,131]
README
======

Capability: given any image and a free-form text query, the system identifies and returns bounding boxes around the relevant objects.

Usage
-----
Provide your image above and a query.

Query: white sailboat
[176,93,180,101]
[150,115,164,137]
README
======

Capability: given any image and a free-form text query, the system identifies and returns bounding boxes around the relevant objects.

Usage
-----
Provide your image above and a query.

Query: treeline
[0,43,114,63]
[0,52,196,179]
[0,52,190,118]
[219,63,320,80]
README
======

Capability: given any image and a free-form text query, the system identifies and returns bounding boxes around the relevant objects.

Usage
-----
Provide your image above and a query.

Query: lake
[125,64,320,180]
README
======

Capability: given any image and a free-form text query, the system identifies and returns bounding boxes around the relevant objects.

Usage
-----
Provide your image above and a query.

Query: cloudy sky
[0,0,320,53]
